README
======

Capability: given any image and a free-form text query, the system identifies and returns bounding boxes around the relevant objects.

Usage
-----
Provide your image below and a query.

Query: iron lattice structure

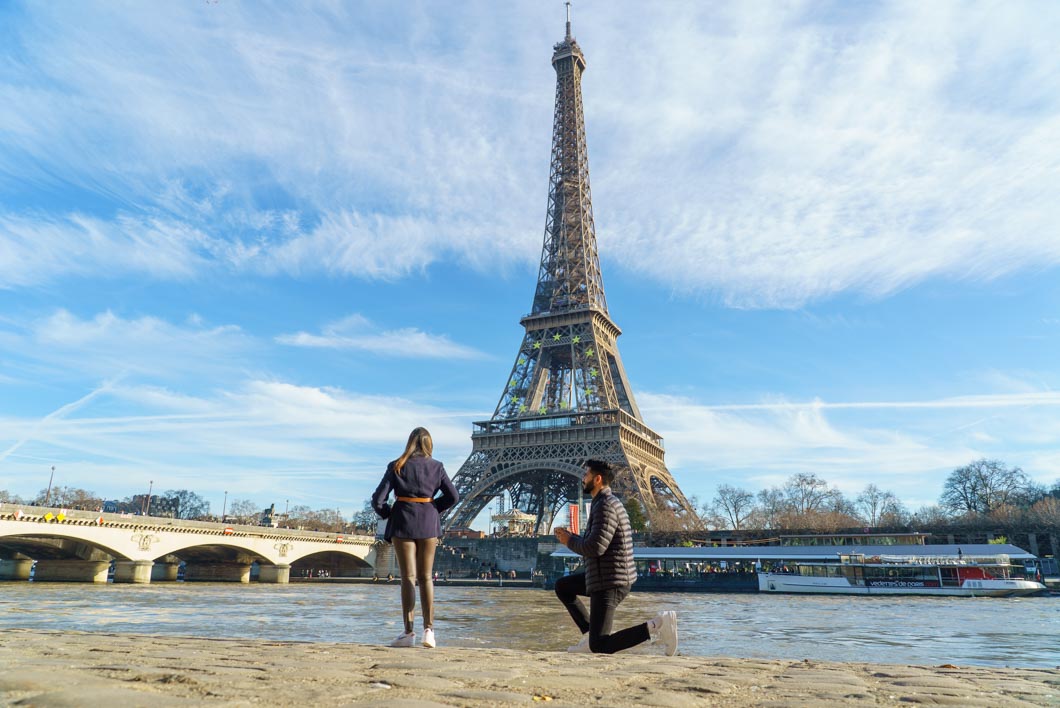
[444,17,696,534]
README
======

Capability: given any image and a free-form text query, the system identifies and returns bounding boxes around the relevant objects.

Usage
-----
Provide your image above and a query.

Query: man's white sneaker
[566,634,591,653]
[389,631,415,648]
[422,628,436,649]
[653,611,678,656]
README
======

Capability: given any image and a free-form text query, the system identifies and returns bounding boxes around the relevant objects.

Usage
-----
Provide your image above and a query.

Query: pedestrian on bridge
[372,427,459,649]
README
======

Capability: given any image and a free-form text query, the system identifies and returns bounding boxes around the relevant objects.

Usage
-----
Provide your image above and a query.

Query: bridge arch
[462,460,584,503]
[0,531,130,561]
[289,549,374,579]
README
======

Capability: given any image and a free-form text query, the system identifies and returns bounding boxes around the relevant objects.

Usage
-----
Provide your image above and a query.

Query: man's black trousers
[554,572,650,654]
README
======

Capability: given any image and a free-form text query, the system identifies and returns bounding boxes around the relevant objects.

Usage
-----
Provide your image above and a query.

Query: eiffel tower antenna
[444,10,696,535]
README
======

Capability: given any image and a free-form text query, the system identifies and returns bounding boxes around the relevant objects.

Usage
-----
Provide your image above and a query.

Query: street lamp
[45,466,55,507]
[222,491,228,521]
[143,480,154,515]
[284,499,289,528]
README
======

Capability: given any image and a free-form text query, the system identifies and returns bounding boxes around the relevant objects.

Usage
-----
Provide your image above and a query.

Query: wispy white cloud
[0,213,218,288]
[21,309,252,381]
[0,3,547,285]
[638,389,1060,507]
[0,380,117,464]
[593,2,1060,307]
[1,3,1056,303]
[277,313,486,360]
[0,379,476,510]
[684,391,1060,412]
[2,373,1056,513]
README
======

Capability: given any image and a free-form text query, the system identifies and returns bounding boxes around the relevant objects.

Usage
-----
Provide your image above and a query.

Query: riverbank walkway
[0,629,1055,706]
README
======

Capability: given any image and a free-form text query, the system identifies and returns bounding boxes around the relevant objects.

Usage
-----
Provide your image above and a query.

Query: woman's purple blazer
[371,455,459,542]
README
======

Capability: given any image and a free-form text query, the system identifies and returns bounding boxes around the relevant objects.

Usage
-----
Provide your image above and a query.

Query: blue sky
[1,1,1059,524]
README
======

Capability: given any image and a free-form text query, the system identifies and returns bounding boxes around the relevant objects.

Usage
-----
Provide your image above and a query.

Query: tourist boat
[758,553,1046,597]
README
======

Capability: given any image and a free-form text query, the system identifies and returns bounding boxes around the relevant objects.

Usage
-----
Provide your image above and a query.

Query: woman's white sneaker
[389,631,415,648]
[422,628,436,649]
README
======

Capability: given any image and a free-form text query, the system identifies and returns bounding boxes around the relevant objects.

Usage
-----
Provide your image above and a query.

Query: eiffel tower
[444,8,695,534]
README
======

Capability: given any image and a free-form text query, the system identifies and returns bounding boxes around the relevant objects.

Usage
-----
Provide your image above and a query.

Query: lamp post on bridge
[142,480,153,516]
[222,491,228,522]
[44,466,55,507]
[284,499,289,528]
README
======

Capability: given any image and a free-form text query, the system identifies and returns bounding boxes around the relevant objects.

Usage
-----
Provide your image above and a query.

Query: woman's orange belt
[396,496,433,503]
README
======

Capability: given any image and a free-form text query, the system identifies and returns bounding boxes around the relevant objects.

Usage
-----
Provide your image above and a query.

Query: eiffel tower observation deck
[443,8,696,534]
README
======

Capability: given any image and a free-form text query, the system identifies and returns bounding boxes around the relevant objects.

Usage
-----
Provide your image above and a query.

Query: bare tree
[227,498,261,524]
[911,505,949,526]
[0,490,25,504]
[987,503,1024,524]
[33,486,103,510]
[856,484,906,526]
[755,487,787,529]
[648,494,702,532]
[1029,497,1060,529]
[783,473,833,515]
[939,459,1032,516]
[696,505,728,531]
[316,508,347,532]
[877,501,909,527]
[711,484,756,531]
[288,505,347,532]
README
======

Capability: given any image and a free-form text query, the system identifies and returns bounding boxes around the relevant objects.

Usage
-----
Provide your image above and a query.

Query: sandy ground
[0,629,1057,707]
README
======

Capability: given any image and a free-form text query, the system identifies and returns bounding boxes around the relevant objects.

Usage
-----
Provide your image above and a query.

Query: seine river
[2,583,1057,668]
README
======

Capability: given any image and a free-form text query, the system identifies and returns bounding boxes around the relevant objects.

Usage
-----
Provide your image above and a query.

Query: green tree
[164,489,210,519]
[624,498,646,532]
[351,501,378,532]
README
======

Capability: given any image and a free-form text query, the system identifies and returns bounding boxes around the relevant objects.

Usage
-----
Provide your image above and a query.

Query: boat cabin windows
[797,564,843,578]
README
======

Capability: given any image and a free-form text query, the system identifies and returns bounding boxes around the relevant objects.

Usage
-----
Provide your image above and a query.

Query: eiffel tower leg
[444,450,501,531]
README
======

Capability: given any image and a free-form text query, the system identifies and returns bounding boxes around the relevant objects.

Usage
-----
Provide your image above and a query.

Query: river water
[2,583,1057,668]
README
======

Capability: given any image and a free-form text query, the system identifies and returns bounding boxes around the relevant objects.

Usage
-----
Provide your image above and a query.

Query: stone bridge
[0,502,382,584]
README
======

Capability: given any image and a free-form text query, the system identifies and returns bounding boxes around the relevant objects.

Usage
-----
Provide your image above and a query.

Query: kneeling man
[554,459,678,655]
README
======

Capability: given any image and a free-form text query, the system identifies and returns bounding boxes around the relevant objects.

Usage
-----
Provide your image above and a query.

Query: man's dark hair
[585,459,614,486]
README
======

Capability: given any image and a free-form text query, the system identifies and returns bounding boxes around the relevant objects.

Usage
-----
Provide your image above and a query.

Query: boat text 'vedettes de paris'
[758,553,1046,597]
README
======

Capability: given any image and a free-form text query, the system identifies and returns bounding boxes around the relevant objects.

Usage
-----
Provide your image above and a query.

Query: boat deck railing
[875,554,1010,566]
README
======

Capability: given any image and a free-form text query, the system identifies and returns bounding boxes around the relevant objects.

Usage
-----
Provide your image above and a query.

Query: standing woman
[372,427,458,648]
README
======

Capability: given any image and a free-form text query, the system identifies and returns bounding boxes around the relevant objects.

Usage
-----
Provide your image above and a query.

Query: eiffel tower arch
[444,10,696,534]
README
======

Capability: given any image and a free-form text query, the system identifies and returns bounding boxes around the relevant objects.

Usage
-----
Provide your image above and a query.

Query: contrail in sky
[644,391,1060,412]
[0,379,119,464]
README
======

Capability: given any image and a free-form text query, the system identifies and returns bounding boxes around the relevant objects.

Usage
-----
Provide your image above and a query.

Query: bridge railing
[0,502,377,546]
